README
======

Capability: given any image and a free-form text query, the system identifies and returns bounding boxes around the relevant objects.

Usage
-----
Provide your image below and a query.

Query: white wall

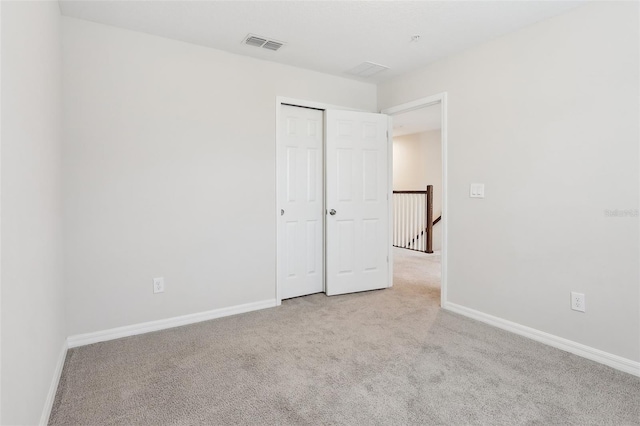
[393,130,442,250]
[379,2,640,362]
[62,17,377,336]
[1,2,66,424]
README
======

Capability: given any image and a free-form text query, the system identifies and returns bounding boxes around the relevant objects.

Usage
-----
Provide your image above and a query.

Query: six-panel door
[325,110,390,296]
[277,105,324,299]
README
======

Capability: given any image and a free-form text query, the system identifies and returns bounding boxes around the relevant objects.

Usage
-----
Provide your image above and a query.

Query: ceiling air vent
[243,34,285,52]
[263,40,284,51]
[245,36,267,48]
[346,61,389,78]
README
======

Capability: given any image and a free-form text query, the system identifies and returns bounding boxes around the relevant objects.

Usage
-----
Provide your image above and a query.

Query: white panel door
[325,110,390,296]
[277,105,324,299]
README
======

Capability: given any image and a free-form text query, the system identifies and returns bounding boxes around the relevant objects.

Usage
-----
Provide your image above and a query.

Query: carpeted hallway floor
[50,248,640,425]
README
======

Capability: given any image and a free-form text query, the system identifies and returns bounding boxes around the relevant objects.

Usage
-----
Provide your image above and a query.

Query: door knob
[281,209,285,216]
[329,209,336,215]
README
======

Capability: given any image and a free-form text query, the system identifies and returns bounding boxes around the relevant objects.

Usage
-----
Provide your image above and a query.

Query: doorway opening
[382,94,448,307]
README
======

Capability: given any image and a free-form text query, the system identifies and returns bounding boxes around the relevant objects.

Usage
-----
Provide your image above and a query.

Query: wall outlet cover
[571,291,585,312]
[153,277,165,294]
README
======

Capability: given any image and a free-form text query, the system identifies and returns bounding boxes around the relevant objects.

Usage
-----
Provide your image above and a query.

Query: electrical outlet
[571,292,585,312]
[153,277,165,294]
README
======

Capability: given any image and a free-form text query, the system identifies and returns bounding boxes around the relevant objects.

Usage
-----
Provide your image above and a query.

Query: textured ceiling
[59,1,585,83]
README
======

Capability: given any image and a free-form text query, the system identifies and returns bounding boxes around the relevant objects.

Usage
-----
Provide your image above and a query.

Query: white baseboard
[67,299,277,348]
[40,340,68,426]
[443,302,640,378]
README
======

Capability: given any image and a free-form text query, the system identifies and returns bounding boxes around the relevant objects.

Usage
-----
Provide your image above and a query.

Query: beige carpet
[50,248,640,425]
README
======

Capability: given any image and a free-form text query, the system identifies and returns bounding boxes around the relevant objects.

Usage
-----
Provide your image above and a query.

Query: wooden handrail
[393,190,428,194]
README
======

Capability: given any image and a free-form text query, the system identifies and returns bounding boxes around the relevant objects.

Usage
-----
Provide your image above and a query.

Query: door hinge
[386,130,389,139]
[387,256,389,263]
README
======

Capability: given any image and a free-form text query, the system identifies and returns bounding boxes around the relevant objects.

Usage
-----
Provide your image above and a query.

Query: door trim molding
[387,116,394,288]
[381,92,448,308]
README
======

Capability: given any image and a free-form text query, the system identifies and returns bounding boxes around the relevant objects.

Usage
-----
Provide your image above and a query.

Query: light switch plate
[470,183,485,198]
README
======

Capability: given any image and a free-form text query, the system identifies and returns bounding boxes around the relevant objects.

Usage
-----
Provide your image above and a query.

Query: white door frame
[275,96,392,305]
[381,92,448,308]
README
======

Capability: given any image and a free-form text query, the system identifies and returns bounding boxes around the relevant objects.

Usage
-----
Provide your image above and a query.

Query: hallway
[392,247,441,303]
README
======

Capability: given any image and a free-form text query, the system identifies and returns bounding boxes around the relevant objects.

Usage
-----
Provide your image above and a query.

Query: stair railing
[392,185,440,254]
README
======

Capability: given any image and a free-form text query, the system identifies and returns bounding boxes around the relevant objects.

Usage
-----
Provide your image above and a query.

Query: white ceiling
[58,1,585,84]
[392,104,441,137]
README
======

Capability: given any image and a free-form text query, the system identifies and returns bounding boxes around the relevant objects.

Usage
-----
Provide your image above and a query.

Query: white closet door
[325,110,390,296]
[277,105,324,299]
